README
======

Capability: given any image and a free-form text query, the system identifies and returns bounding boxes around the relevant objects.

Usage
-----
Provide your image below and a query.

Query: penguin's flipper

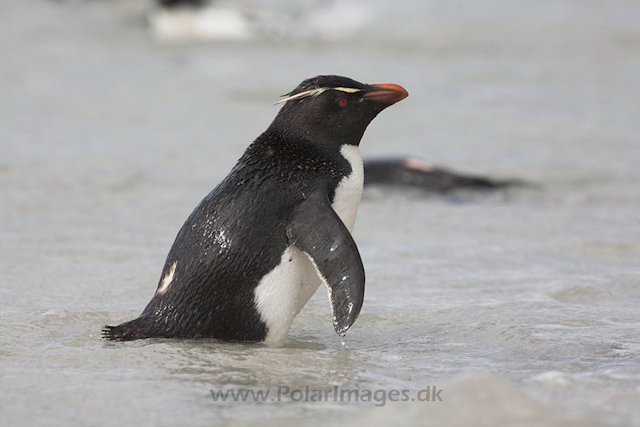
[286,190,365,337]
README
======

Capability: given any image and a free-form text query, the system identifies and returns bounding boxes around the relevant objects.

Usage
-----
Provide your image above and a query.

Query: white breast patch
[253,144,364,346]
[254,246,320,346]
[331,144,364,231]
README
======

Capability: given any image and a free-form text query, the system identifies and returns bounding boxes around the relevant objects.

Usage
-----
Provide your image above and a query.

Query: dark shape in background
[363,157,528,192]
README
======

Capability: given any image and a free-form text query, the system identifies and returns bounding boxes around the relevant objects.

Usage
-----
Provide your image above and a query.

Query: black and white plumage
[103,75,408,346]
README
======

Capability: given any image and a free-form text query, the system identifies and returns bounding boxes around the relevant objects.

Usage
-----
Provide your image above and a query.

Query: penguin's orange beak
[364,83,409,104]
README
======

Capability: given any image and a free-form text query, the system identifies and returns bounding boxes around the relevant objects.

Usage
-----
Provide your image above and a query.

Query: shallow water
[1,1,640,426]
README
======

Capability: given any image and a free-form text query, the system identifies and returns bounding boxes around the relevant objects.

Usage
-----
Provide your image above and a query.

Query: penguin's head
[271,75,408,146]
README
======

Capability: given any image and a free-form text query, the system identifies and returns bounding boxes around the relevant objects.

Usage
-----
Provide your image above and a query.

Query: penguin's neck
[265,116,364,150]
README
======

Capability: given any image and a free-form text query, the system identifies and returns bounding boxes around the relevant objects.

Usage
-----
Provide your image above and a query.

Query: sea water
[1,1,639,425]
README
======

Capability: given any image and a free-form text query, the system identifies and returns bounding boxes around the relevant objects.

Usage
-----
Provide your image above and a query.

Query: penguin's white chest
[254,144,364,346]
[331,144,365,229]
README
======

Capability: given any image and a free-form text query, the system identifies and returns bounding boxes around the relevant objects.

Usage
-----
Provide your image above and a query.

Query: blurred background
[1,0,639,426]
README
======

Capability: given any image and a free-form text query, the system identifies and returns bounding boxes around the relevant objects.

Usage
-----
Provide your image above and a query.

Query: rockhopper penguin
[103,75,408,346]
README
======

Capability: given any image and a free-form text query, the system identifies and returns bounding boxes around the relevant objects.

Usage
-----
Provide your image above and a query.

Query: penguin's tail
[102,317,150,341]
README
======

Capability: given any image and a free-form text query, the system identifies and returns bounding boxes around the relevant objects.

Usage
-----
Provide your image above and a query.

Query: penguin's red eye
[338,98,349,108]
